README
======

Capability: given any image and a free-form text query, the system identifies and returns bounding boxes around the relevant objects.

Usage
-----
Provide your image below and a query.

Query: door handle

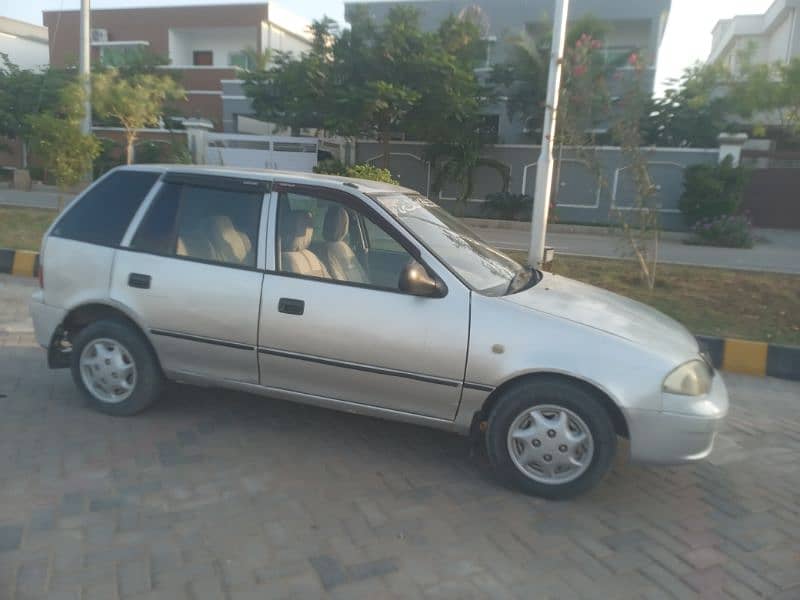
[128,273,151,289]
[278,297,304,315]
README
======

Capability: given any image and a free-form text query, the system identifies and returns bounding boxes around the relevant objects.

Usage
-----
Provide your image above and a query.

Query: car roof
[117,164,419,196]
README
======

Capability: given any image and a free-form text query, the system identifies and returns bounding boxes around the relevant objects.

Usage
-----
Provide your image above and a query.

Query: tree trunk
[381,129,390,170]
[126,132,136,165]
[21,139,29,169]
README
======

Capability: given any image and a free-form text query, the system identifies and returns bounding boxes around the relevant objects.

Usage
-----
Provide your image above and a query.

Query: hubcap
[79,338,137,404]
[507,404,594,484]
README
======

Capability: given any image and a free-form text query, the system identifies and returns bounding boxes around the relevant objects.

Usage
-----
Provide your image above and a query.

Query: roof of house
[0,16,48,43]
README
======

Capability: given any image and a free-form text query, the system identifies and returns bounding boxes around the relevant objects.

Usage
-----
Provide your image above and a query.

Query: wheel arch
[475,371,629,440]
[54,302,161,371]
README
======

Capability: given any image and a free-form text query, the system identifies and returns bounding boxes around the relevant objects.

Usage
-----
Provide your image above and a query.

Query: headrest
[323,206,350,242]
[208,215,249,261]
[280,210,314,252]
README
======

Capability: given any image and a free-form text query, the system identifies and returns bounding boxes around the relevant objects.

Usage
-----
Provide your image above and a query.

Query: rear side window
[51,170,160,246]
[131,182,262,268]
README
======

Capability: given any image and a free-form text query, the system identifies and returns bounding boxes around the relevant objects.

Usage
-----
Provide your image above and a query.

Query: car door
[257,183,470,420]
[110,173,269,384]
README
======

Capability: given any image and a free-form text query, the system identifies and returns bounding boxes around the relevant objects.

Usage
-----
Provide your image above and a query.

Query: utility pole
[79,0,91,138]
[528,0,569,267]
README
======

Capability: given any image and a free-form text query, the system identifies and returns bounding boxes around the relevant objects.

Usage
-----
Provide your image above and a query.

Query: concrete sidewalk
[478,225,800,275]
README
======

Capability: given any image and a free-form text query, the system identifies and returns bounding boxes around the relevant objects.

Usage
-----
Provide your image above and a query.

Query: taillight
[38,263,44,288]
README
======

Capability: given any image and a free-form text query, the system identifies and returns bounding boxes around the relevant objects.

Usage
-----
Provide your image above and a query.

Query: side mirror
[399,261,446,297]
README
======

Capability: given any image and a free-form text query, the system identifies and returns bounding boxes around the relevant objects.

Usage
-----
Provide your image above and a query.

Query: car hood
[501,272,699,359]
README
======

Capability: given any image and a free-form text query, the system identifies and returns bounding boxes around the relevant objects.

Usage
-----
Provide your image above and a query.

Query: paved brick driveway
[1,274,799,599]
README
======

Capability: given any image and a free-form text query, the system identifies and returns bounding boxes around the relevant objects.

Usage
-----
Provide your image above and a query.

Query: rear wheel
[70,319,161,416]
[486,377,616,499]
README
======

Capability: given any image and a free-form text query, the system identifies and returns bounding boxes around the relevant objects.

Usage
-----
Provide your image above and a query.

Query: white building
[708,0,800,75]
[0,17,49,71]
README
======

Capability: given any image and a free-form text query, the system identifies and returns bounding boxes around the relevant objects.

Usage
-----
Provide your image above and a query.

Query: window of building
[132,181,262,268]
[193,50,213,66]
[51,171,160,247]
[229,51,254,70]
[99,44,147,67]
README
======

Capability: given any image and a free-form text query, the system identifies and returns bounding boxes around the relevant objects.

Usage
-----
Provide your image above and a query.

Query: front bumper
[29,291,66,349]
[627,372,729,464]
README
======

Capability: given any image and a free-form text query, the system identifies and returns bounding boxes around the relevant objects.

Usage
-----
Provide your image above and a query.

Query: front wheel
[70,319,162,416]
[486,377,617,499]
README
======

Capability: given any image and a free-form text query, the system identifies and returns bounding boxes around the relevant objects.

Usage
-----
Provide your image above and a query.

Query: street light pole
[79,0,91,137]
[528,0,569,267]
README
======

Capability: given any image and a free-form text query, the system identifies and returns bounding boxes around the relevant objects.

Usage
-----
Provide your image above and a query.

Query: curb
[697,335,799,381]
[0,248,39,277]
[1,247,797,381]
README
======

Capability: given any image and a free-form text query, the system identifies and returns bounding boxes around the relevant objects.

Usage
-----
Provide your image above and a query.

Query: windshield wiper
[506,266,542,295]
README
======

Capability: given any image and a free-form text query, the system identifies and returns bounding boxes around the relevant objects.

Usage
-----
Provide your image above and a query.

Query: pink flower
[573,64,588,77]
[628,53,639,66]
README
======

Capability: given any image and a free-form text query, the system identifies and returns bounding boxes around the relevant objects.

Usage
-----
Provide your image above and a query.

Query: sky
[2,0,776,94]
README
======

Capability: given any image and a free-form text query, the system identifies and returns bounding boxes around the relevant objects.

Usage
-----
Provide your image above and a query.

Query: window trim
[127,175,267,270]
[270,182,448,298]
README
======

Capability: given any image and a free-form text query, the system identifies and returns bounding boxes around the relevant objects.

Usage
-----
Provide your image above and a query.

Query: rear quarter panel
[43,237,115,310]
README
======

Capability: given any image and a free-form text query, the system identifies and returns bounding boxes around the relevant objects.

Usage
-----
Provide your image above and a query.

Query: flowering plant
[690,215,754,248]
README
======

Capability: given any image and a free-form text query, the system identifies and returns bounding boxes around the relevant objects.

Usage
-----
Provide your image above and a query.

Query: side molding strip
[258,346,462,388]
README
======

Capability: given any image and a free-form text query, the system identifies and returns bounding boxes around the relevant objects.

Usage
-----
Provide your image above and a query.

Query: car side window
[132,182,262,268]
[275,190,415,290]
[51,170,160,247]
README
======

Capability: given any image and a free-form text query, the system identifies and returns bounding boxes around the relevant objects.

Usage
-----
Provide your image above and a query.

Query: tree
[242,7,487,168]
[0,54,72,168]
[612,54,661,291]
[92,68,184,164]
[490,15,612,136]
[27,82,99,199]
[642,62,731,147]
[728,52,800,136]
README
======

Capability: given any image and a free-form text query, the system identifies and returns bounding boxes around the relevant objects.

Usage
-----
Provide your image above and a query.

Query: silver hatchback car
[30,166,728,498]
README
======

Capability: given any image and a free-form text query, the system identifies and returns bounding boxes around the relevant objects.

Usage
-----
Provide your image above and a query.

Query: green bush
[679,156,748,225]
[314,160,398,184]
[93,138,124,178]
[482,192,533,220]
[346,163,398,184]
[688,214,754,248]
[135,139,191,165]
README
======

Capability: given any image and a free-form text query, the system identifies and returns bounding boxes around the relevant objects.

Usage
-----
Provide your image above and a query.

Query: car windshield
[371,192,537,296]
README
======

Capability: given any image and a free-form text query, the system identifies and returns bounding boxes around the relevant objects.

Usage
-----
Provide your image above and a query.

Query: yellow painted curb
[11,250,37,277]
[722,338,768,376]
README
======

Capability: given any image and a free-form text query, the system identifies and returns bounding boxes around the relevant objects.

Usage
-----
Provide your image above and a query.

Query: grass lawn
[507,252,800,346]
[0,206,58,252]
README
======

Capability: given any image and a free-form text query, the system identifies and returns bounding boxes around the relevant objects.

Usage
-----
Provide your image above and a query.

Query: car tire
[486,377,616,499]
[70,319,162,416]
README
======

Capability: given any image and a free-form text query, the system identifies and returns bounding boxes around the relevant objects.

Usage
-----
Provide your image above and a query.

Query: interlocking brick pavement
[1,274,799,599]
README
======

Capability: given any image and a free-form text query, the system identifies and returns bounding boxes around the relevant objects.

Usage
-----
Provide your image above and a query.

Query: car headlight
[663,360,712,396]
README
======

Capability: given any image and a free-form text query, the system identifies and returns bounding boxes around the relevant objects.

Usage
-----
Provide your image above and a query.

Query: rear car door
[257,183,470,420]
[110,173,268,384]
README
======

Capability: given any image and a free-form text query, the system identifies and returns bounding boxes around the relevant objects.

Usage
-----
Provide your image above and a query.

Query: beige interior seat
[314,206,368,284]
[280,211,330,279]
[176,221,216,262]
[208,215,252,264]
[177,216,253,265]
